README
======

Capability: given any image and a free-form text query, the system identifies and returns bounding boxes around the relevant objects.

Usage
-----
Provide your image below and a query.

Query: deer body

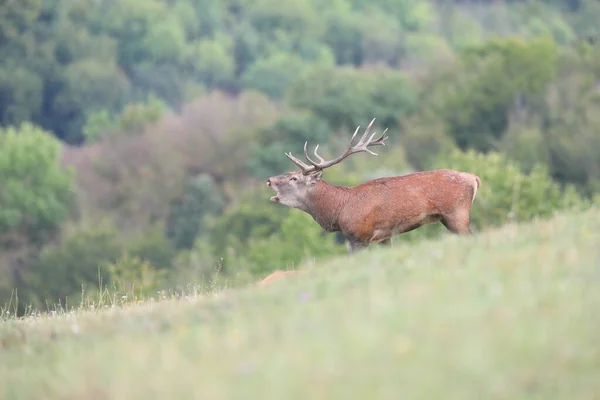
[268,168,481,250]
[260,118,481,286]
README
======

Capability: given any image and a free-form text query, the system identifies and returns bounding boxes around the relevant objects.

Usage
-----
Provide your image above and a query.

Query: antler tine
[367,130,379,144]
[303,142,323,167]
[312,144,326,163]
[356,118,377,146]
[349,124,361,145]
[370,128,389,146]
[285,150,315,173]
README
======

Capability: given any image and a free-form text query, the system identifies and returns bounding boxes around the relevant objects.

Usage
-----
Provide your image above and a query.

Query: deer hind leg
[441,210,473,235]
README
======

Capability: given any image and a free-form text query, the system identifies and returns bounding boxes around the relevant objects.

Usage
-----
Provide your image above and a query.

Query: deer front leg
[346,238,369,253]
[379,238,392,247]
[347,236,390,253]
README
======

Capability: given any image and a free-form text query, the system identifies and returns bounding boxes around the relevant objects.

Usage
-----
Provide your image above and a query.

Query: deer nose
[266,178,271,187]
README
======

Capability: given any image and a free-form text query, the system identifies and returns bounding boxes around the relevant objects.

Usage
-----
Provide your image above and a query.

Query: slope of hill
[1,206,599,399]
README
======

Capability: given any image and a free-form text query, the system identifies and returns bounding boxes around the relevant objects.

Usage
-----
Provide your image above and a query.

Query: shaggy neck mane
[300,180,349,232]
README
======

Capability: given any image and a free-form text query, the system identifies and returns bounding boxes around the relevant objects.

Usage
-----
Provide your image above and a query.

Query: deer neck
[299,180,349,232]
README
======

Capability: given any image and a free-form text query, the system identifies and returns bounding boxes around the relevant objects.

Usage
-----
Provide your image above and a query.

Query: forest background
[1,0,599,314]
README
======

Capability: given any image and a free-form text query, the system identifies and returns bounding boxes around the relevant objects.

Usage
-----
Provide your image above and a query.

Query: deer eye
[290,176,297,181]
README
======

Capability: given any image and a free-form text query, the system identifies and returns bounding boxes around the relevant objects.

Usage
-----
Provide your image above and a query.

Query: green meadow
[1,206,598,400]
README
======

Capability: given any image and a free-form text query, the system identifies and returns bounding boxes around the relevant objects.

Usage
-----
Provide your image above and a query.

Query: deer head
[266,118,388,209]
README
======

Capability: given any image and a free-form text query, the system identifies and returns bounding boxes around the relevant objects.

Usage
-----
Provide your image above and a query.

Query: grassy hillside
[1,206,599,400]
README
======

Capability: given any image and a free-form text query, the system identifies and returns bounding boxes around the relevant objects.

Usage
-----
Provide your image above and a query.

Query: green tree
[125,223,178,270]
[232,21,261,76]
[115,96,167,134]
[568,0,600,38]
[358,7,403,64]
[16,217,177,311]
[241,52,330,98]
[288,65,418,132]
[323,12,364,65]
[20,220,123,310]
[403,32,454,66]
[97,0,172,70]
[107,254,167,300]
[0,0,47,130]
[347,0,433,31]
[0,67,43,128]
[545,96,600,194]
[428,36,558,151]
[0,123,75,248]
[142,20,187,64]
[88,134,186,234]
[246,110,332,179]
[206,189,290,269]
[187,37,236,89]
[437,7,484,52]
[167,174,226,250]
[541,42,600,194]
[399,113,457,171]
[248,0,323,44]
[240,211,346,276]
[82,110,113,143]
[0,122,76,311]
[0,0,132,143]
[52,59,131,143]
[495,117,550,175]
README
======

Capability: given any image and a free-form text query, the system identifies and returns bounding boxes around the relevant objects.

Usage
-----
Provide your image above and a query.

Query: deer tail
[471,175,482,204]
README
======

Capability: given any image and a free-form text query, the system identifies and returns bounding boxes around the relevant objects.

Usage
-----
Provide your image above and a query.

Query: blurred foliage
[166,174,226,250]
[426,36,559,151]
[198,191,347,277]
[107,254,167,300]
[234,211,347,276]
[1,0,600,313]
[15,219,176,312]
[287,65,418,132]
[83,95,167,142]
[19,220,123,310]
[246,110,333,179]
[0,123,75,248]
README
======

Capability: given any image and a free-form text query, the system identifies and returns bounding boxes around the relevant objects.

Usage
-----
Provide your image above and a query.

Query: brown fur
[260,168,481,286]
[268,168,481,247]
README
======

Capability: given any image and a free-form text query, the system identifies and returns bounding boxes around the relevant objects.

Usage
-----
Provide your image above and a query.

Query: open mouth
[266,179,280,202]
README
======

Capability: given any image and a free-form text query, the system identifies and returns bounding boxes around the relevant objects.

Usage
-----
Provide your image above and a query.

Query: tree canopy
[0,0,599,313]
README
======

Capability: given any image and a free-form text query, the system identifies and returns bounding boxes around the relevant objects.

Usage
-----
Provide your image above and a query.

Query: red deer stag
[260,118,481,286]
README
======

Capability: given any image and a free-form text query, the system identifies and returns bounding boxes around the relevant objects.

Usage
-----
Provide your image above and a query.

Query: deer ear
[307,170,323,185]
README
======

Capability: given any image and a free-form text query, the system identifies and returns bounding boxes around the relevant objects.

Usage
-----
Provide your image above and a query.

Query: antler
[285,118,389,175]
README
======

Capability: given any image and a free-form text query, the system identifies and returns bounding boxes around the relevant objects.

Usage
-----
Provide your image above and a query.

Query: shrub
[107,254,167,300]
[0,123,75,248]
[166,174,225,250]
[18,221,123,311]
[236,211,346,276]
